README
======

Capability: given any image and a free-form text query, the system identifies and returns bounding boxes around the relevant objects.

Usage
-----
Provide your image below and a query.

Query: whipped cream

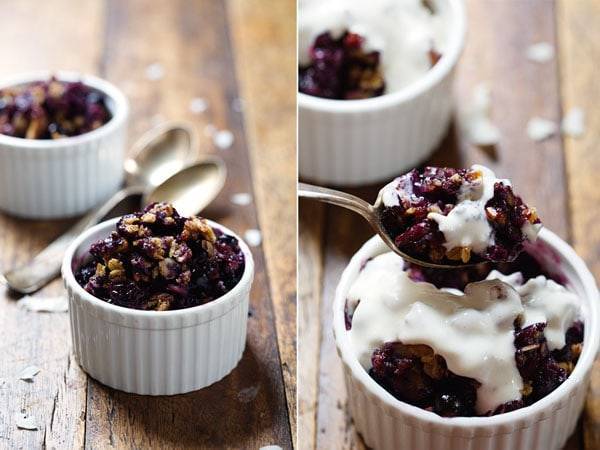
[380,164,542,253]
[348,252,581,414]
[299,0,448,93]
[428,165,507,253]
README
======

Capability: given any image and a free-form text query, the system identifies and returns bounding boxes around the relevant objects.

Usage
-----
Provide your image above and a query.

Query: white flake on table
[213,130,234,149]
[145,62,165,81]
[232,97,244,112]
[230,193,252,206]
[244,229,262,247]
[18,295,68,313]
[561,107,585,138]
[526,42,555,63]
[189,97,208,114]
[204,124,216,137]
[15,413,37,430]
[237,385,260,403]
[150,114,165,128]
[460,83,501,146]
[260,446,283,450]
[18,365,41,382]
[527,117,557,141]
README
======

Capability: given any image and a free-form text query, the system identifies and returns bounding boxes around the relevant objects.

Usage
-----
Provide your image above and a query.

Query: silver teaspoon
[298,182,478,270]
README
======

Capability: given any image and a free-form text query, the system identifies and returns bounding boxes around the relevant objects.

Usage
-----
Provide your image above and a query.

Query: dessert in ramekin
[298,0,466,186]
[62,204,254,395]
[333,231,599,450]
[0,71,128,219]
[376,165,541,265]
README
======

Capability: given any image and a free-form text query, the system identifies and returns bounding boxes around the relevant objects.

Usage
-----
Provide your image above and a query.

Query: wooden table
[298,1,600,449]
[0,0,296,448]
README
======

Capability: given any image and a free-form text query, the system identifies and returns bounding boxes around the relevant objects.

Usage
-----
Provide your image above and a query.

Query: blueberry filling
[0,77,111,139]
[75,203,244,311]
[378,167,541,265]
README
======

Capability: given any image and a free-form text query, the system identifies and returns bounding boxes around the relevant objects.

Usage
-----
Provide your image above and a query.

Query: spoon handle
[298,182,375,221]
[2,186,144,295]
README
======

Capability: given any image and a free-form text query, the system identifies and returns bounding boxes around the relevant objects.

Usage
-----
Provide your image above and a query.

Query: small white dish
[0,71,129,219]
[298,0,467,186]
[333,229,599,450]
[62,217,254,395]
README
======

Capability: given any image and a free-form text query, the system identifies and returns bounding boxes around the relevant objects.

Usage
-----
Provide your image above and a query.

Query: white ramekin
[298,0,467,186]
[0,71,129,219]
[62,217,254,395]
[333,229,600,450]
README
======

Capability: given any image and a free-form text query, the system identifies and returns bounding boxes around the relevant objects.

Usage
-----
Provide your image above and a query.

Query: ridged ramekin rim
[297,0,467,114]
[62,216,255,321]
[333,227,600,431]
[0,70,129,149]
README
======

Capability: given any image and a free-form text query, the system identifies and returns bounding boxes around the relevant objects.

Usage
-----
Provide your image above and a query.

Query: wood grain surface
[297,1,598,449]
[0,0,296,449]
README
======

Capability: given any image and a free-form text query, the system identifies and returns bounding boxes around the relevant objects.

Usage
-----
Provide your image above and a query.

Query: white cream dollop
[380,164,541,253]
[348,252,582,414]
[299,0,448,93]
[428,165,510,253]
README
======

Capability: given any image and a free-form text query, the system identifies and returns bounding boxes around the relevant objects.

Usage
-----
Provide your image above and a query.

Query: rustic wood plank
[82,0,292,448]
[297,200,326,450]
[0,1,105,448]
[226,0,298,445]
[556,1,600,449]
[302,0,577,448]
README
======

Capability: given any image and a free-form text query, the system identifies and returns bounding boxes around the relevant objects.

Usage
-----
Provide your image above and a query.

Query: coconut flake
[237,385,260,403]
[145,63,165,81]
[260,447,283,450]
[460,83,502,146]
[244,229,262,247]
[232,98,244,112]
[561,107,585,138]
[18,295,68,313]
[15,413,37,430]
[213,130,234,149]
[204,124,216,137]
[18,366,41,382]
[189,97,208,114]
[526,42,555,63]
[527,117,557,141]
[230,193,252,206]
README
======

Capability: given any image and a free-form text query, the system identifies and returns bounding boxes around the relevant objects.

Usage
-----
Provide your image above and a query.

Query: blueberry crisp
[299,31,386,100]
[298,0,446,100]
[346,251,583,417]
[75,203,244,311]
[377,165,541,265]
[0,77,111,139]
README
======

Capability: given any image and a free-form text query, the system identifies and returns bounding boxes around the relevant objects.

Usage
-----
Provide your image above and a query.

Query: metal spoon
[1,123,205,294]
[298,182,476,269]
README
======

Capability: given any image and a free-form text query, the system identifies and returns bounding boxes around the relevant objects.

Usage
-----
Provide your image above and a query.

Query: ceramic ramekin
[0,71,129,219]
[298,0,467,186]
[62,217,254,395]
[333,229,600,450]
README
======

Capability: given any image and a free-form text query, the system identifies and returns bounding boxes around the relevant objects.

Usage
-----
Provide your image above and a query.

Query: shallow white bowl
[62,217,254,395]
[333,229,600,450]
[298,0,467,186]
[0,71,129,219]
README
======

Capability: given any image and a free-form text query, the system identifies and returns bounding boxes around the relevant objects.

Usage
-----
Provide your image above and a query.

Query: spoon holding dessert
[299,165,542,270]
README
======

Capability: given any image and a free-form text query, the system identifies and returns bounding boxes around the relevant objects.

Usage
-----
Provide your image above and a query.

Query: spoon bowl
[298,182,477,269]
[124,122,198,187]
[144,157,227,216]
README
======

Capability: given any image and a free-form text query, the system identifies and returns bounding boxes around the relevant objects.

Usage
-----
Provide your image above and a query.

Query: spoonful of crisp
[299,165,542,269]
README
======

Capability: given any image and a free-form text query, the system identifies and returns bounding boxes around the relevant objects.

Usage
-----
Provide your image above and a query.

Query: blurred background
[298,1,600,449]
[0,1,296,448]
